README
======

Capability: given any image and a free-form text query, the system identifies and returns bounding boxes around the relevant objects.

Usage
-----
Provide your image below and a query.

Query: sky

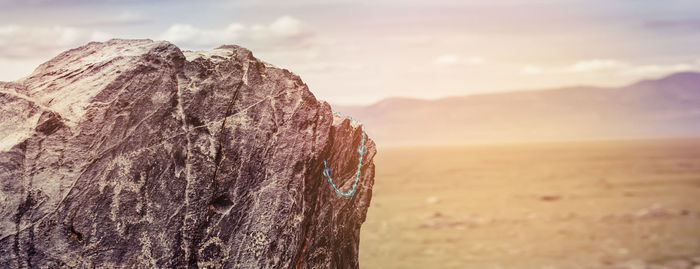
[1,0,699,105]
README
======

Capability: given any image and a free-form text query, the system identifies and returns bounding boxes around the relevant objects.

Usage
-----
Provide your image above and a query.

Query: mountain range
[334,72,700,146]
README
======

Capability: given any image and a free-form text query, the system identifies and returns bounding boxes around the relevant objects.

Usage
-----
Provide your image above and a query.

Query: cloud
[159,16,314,51]
[434,54,484,66]
[563,59,700,76]
[566,59,625,73]
[521,59,700,78]
[435,54,458,65]
[621,63,698,76]
[0,24,110,58]
[520,65,543,75]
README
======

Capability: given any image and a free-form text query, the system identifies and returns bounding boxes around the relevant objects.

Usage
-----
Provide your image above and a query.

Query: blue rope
[322,111,367,197]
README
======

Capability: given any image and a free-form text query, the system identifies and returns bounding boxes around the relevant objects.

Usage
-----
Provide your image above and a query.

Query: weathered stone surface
[0,39,376,268]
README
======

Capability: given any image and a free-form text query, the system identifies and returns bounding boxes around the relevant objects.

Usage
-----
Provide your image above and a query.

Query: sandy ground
[359,138,700,269]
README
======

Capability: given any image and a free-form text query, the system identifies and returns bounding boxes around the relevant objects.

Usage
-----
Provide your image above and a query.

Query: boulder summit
[0,39,376,268]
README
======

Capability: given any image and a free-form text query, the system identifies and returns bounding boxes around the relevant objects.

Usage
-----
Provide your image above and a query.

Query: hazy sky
[1,0,699,104]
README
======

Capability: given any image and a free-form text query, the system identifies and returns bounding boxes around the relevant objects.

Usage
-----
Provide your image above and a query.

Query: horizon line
[328,71,700,107]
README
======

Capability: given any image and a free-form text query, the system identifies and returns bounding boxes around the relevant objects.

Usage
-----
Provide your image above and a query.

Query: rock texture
[0,39,376,268]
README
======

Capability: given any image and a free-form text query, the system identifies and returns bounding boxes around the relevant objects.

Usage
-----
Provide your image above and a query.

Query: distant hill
[334,72,700,145]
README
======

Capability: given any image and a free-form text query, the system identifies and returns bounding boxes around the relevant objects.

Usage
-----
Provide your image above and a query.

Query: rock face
[0,39,376,268]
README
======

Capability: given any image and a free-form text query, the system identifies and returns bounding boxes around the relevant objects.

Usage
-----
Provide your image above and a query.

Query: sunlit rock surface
[0,39,376,268]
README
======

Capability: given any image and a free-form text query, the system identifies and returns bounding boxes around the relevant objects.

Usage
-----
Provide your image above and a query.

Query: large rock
[0,39,376,268]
